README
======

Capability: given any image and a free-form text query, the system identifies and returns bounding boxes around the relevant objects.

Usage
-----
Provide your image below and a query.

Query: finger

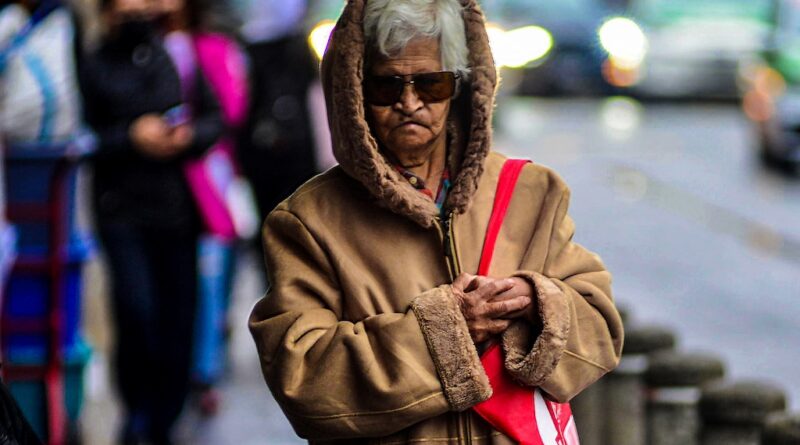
[471,327,490,343]
[472,319,511,342]
[490,285,528,303]
[170,127,190,145]
[473,278,515,300]
[483,295,531,318]
[465,275,491,293]
[452,273,476,292]
[147,118,169,135]
[485,318,511,335]
[472,275,494,286]
[176,124,193,140]
[504,307,530,320]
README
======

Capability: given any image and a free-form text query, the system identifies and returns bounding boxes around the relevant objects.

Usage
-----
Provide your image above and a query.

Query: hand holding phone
[163,104,191,128]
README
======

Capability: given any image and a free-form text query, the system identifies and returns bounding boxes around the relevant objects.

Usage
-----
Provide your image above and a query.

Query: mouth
[397,121,427,129]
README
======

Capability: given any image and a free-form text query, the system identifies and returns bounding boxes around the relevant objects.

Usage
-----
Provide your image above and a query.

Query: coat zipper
[437,213,472,445]
[440,212,461,279]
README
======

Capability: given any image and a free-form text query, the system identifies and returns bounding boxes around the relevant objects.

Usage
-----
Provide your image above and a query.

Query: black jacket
[80,31,222,229]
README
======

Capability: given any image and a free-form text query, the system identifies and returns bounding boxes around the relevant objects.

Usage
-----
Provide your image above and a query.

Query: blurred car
[306,0,648,97]
[623,0,772,100]
[482,0,646,96]
[742,0,800,172]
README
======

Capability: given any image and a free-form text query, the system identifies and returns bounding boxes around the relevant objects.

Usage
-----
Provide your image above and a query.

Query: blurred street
[76,96,800,444]
[495,97,800,408]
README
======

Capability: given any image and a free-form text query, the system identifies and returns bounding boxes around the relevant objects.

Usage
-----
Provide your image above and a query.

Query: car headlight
[598,17,648,70]
[309,20,336,61]
[487,24,554,69]
[485,23,508,59]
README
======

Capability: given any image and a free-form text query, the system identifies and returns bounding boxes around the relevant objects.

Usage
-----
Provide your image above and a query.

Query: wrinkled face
[367,38,451,168]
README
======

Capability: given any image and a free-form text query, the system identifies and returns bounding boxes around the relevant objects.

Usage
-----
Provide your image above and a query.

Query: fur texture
[412,285,493,411]
[502,272,571,386]
[320,0,496,228]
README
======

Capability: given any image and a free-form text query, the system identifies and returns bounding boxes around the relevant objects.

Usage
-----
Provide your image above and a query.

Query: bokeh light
[487,24,553,69]
[601,96,644,135]
[598,17,648,70]
[308,20,336,61]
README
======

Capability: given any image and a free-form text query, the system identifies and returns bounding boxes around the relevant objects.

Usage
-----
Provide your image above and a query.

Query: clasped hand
[129,113,193,159]
[451,273,537,343]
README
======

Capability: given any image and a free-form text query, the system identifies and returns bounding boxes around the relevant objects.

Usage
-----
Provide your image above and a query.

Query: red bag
[472,159,579,445]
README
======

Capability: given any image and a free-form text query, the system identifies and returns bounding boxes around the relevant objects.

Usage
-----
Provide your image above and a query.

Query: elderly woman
[249,0,624,443]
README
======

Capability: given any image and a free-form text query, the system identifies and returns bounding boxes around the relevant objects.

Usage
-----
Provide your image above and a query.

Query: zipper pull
[442,213,453,257]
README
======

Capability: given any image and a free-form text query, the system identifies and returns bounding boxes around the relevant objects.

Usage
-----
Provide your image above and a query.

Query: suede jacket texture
[249,0,624,443]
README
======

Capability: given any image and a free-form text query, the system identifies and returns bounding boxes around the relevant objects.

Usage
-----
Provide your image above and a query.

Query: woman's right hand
[129,114,192,159]
[451,273,531,343]
[130,114,171,156]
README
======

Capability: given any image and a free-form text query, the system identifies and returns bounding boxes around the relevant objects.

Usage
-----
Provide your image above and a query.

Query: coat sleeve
[501,176,624,403]
[249,208,491,440]
[78,59,134,156]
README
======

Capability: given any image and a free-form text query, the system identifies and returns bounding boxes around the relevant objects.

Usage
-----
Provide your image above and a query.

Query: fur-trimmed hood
[320,0,497,228]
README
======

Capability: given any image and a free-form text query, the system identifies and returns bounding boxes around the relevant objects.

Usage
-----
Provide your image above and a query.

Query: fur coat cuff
[502,271,571,387]
[412,285,492,411]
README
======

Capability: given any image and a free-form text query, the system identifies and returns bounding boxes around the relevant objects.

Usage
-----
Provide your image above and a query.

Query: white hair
[363,0,470,80]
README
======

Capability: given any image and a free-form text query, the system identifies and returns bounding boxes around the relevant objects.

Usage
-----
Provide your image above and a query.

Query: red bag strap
[477,159,531,276]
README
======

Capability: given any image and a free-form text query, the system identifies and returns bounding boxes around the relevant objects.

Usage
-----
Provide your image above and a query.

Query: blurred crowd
[0,0,332,443]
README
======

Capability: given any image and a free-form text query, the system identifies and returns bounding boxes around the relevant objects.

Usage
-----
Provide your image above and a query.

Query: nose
[394,83,424,116]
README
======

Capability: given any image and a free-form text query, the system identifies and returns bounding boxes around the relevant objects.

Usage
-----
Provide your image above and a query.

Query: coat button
[132,44,152,66]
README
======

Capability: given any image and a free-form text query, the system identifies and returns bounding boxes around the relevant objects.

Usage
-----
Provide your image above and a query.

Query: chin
[390,139,433,157]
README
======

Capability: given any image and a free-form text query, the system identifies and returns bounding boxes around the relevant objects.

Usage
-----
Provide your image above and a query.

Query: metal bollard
[762,412,800,444]
[571,304,632,445]
[604,325,676,445]
[700,381,786,445]
[645,351,725,445]
[618,305,630,326]
[571,378,605,445]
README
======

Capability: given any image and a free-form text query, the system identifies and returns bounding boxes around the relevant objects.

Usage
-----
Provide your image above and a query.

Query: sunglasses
[364,71,460,106]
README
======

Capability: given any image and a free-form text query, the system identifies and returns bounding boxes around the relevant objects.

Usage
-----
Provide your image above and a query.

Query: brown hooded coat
[249,1,624,443]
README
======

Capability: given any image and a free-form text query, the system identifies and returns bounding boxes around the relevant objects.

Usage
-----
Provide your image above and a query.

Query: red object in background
[472,159,579,445]
[2,156,74,445]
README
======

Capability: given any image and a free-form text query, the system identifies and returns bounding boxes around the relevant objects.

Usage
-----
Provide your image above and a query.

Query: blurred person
[249,0,623,443]
[78,0,222,443]
[0,142,11,306]
[232,0,326,267]
[0,0,83,146]
[159,0,250,417]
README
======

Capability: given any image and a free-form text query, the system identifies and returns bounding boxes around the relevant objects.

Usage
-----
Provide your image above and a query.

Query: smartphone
[163,104,191,128]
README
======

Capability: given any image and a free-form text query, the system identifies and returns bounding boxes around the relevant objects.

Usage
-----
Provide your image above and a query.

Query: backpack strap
[477,159,531,276]
[0,1,60,72]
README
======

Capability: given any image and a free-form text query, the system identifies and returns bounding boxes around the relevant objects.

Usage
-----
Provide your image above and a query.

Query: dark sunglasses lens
[414,72,456,102]
[365,76,403,106]
[365,72,457,105]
